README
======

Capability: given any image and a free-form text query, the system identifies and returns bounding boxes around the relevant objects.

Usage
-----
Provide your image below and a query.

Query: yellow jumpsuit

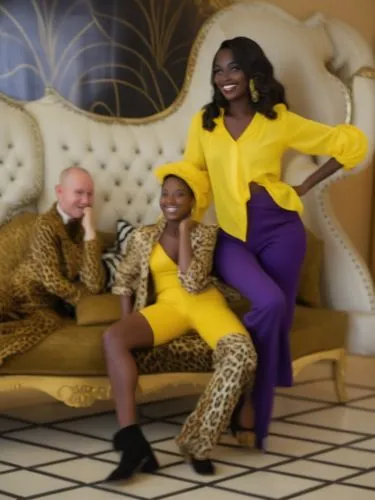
[140,243,248,349]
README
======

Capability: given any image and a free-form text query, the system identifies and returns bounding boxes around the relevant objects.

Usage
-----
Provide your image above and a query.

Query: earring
[249,79,259,103]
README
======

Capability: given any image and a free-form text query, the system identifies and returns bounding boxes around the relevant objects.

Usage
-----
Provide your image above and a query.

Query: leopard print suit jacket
[10,204,106,311]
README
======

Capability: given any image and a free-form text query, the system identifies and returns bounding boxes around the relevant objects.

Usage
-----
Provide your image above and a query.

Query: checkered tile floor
[1,355,375,499]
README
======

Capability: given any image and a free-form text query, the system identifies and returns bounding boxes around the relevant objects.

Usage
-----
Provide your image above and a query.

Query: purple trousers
[214,189,306,448]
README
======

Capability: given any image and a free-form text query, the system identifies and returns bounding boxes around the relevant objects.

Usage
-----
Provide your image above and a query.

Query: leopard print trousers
[176,333,257,459]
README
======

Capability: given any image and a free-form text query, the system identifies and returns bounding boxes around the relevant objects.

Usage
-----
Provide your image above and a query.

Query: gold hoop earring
[249,79,259,103]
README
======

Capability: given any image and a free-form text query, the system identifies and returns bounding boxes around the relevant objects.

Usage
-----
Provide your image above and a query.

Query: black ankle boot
[176,439,216,476]
[191,457,215,475]
[106,424,159,482]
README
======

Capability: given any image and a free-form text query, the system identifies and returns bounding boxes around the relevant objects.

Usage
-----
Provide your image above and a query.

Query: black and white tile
[1,355,375,499]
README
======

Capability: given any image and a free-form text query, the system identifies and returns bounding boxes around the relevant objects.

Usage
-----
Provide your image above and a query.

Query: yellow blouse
[183,103,368,241]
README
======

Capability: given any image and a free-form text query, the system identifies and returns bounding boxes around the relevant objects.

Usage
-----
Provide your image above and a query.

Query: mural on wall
[0,0,234,117]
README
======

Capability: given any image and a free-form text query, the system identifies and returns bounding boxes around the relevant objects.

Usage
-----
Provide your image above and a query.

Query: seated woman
[103,161,257,481]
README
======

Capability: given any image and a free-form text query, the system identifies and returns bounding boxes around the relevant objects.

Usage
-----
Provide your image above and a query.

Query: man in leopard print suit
[0,166,105,365]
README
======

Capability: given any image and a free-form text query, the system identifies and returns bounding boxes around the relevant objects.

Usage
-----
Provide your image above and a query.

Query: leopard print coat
[112,218,240,309]
[0,204,105,364]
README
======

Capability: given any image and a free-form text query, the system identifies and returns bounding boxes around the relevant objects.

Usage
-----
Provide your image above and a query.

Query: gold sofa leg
[292,348,347,403]
[333,348,348,403]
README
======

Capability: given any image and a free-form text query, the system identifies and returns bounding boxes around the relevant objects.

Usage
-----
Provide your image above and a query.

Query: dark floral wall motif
[0,0,223,117]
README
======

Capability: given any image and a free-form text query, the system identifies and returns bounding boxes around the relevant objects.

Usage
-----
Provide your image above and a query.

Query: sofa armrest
[76,294,121,326]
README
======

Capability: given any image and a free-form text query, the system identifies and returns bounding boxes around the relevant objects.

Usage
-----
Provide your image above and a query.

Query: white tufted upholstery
[0,94,43,223]
[1,1,375,354]
[27,93,184,231]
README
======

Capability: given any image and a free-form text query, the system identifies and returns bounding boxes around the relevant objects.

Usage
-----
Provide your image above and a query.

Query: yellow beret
[154,161,211,221]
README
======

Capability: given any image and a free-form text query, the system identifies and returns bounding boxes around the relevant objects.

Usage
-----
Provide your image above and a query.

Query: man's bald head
[59,166,92,185]
[55,166,94,219]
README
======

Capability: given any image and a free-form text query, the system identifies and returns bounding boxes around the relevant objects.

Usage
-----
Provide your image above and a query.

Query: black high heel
[106,425,160,482]
[229,395,255,448]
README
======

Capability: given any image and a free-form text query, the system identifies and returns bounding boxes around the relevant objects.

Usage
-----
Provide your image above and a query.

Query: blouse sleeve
[183,111,207,171]
[282,106,368,170]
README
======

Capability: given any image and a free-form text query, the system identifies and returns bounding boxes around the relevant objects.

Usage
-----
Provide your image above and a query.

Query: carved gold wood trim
[0,373,213,408]
[352,66,375,80]
[195,0,237,16]
[0,349,347,409]
[346,66,375,114]
[327,72,352,124]
[0,376,112,408]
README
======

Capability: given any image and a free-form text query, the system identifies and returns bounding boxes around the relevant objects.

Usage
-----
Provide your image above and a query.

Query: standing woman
[183,36,368,448]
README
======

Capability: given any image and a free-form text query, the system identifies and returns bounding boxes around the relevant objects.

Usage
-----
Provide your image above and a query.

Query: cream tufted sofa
[0,1,375,408]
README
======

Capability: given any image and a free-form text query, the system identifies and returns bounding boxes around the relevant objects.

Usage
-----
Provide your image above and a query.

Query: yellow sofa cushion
[0,305,346,376]
[76,294,121,325]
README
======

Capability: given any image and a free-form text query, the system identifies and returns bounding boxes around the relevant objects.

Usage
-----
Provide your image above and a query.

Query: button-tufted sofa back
[26,95,192,230]
[0,94,43,225]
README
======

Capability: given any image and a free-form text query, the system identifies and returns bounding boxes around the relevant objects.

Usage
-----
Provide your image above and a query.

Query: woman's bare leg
[103,313,154,427]
[103,313,157,482]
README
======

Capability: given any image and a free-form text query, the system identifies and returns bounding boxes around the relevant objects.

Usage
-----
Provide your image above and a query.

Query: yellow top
[150,243,181,299]
[184,103,368,241]
[149,242,219,307]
